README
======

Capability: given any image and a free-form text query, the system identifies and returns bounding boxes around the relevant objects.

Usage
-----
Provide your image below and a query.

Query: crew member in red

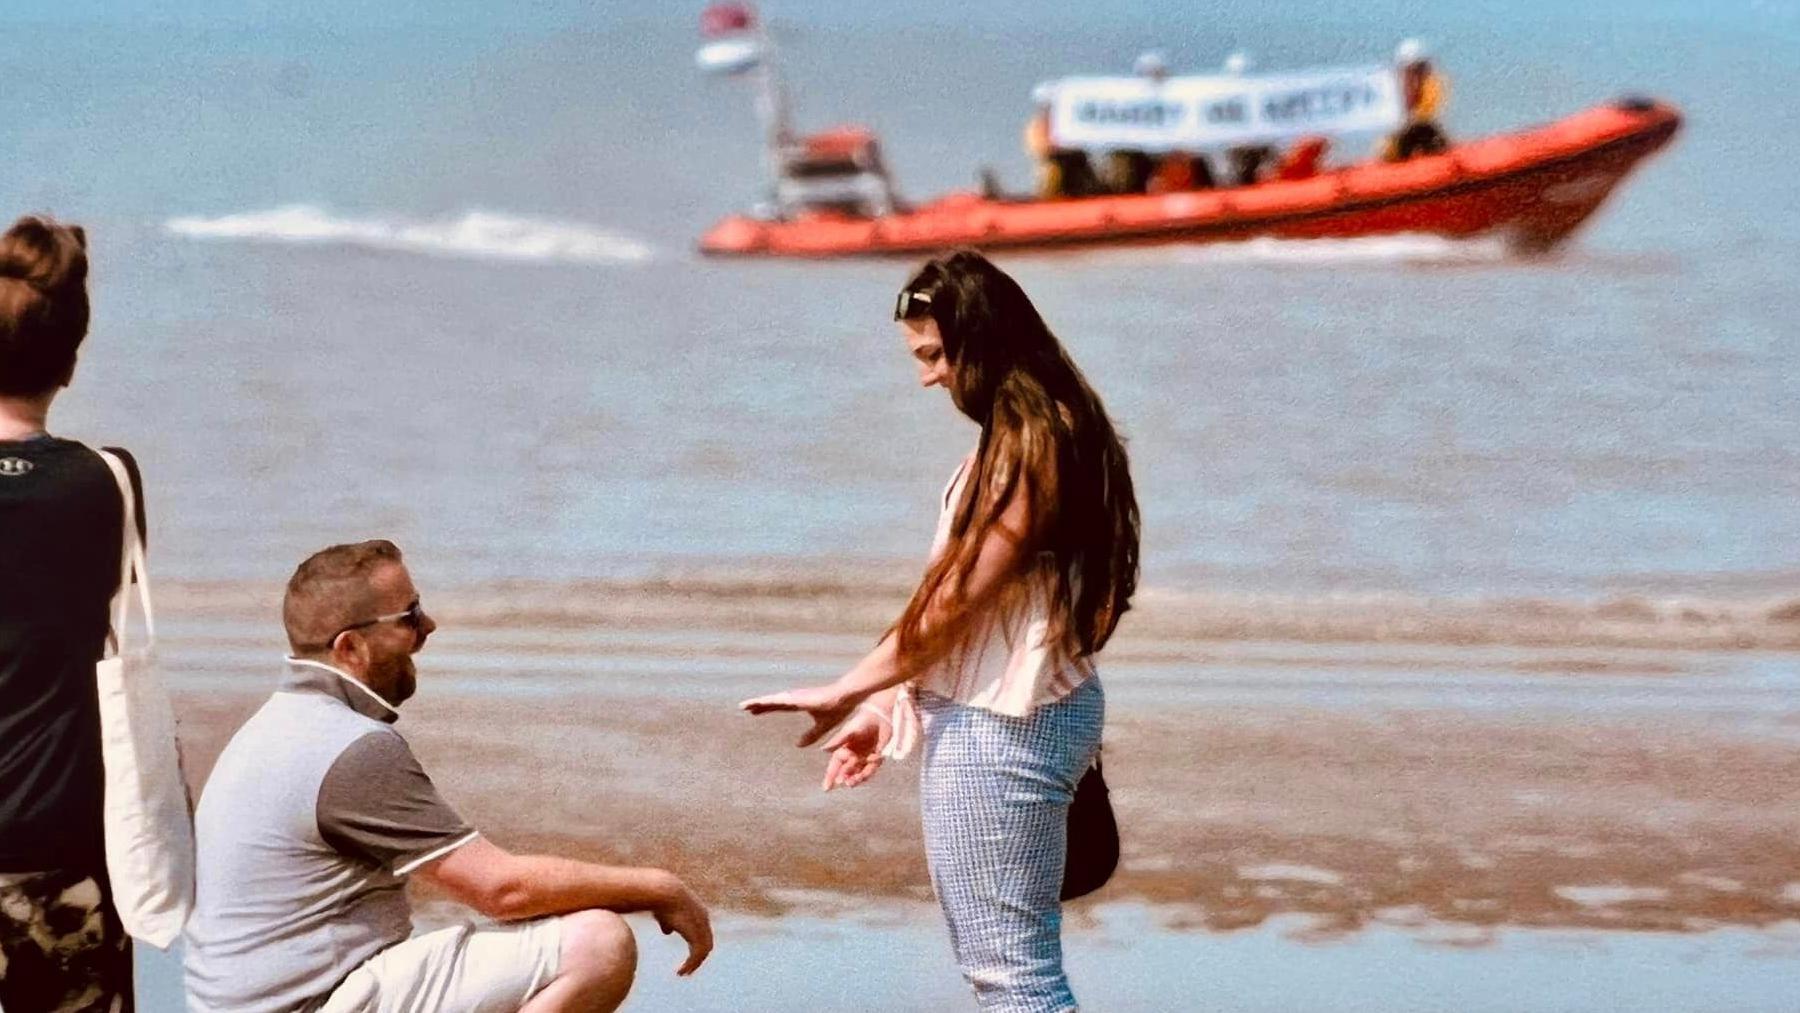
[1275,136,1331,180]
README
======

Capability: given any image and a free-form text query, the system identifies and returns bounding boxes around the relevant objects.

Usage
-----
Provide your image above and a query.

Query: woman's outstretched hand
[820,709,890,791]
[739,683,856,748]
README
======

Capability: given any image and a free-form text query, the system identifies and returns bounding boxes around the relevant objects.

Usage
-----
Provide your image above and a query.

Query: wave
[151,575,1800,653]
[1164,234,1514,266]
[1120,588,1800,652]
[164,205,654,265]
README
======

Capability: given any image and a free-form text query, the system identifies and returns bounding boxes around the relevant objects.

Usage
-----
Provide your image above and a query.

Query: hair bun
[0,216,88,292]
[0,214,91,396]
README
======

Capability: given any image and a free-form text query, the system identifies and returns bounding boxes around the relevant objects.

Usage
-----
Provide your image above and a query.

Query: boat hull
[699,99,1680,259]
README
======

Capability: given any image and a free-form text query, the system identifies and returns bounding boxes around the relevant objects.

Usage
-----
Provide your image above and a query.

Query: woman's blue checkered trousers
[918,678,1105,1012]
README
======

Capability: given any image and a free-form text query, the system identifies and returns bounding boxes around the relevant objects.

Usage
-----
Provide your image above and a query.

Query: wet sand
[171,693,1800,936]
[135,578,1800,1009]
[162,578,1800,937]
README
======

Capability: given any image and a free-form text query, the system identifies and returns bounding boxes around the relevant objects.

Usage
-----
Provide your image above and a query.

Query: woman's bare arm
[741,481,1035,745]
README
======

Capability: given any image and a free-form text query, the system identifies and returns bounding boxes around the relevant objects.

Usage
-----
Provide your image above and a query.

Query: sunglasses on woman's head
[894,289,933,320]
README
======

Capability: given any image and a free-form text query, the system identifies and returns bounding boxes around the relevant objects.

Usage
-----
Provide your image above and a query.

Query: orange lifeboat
[699,97,1680,259]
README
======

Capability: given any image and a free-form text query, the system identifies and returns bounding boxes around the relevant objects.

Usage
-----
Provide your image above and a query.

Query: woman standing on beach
[743,250,1139,1012]
[0,216,144,1011]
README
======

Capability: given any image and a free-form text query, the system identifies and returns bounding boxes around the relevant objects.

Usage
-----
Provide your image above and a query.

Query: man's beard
[370,651,418,706]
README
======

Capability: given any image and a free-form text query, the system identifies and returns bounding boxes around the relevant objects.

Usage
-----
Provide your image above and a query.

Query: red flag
[700,3,754,38]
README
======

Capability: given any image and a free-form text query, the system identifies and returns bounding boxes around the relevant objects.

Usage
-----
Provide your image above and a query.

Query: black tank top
[0,436,143,871]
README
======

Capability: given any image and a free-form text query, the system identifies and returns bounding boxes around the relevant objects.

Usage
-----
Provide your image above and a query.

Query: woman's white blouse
[885,453,1094,759]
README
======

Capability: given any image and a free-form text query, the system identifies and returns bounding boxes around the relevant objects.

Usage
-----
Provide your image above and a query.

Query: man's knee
[559,909,637,996]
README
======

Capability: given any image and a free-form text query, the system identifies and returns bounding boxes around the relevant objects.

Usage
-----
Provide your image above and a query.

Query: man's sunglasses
[894,288,933,321]
[316,601,426,650]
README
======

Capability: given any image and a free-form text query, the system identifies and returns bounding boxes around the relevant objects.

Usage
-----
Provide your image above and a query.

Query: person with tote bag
[0,215,193,1011]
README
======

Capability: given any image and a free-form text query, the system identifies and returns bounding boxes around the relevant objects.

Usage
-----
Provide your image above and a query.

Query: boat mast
[697,3,796,214]
[748,16,794,208]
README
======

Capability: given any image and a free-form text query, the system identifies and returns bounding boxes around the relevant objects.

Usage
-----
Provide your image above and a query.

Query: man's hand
[652,876,714,976]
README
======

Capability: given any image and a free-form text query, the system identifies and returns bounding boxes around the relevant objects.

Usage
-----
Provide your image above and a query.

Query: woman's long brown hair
[891,250,1139,672]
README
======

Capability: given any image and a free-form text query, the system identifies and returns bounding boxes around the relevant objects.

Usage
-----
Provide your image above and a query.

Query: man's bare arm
[417,836,713,975]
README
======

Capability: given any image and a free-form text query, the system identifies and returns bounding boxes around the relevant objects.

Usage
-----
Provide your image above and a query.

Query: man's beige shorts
[317,918,562,1013]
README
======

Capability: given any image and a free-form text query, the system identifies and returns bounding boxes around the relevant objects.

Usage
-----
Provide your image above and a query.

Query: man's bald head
[283,540,404,655]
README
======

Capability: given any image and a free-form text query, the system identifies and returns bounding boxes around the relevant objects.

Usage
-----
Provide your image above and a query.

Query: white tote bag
[93,448,194,949]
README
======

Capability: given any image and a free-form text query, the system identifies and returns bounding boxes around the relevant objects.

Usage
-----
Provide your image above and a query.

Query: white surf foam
[165,205,654,265]
[1166,234,1513,266]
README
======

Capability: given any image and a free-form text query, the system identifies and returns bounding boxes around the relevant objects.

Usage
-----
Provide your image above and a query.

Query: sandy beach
[122,576,1800,1009]
[161,577,1800,936]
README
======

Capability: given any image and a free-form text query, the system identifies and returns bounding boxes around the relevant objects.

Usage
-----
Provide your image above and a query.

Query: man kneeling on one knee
[184,540,712,1012]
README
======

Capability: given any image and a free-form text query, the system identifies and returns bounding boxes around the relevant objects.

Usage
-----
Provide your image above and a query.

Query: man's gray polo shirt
[183,659,478,1012]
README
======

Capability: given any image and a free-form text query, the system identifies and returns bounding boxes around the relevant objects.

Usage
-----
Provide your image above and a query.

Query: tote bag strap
[95,448,154,659]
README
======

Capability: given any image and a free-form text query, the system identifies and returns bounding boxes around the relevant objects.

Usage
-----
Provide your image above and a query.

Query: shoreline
[154,576,1800,653]
[139,904,1800,1012]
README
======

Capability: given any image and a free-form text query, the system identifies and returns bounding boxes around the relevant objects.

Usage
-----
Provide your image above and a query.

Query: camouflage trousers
[0,869,132,1013]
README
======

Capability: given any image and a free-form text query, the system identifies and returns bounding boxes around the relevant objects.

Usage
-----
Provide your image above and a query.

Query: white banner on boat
[1043,65,1405,153]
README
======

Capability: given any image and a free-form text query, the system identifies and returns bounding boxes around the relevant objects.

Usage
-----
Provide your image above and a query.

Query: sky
[4,0,1793,34]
